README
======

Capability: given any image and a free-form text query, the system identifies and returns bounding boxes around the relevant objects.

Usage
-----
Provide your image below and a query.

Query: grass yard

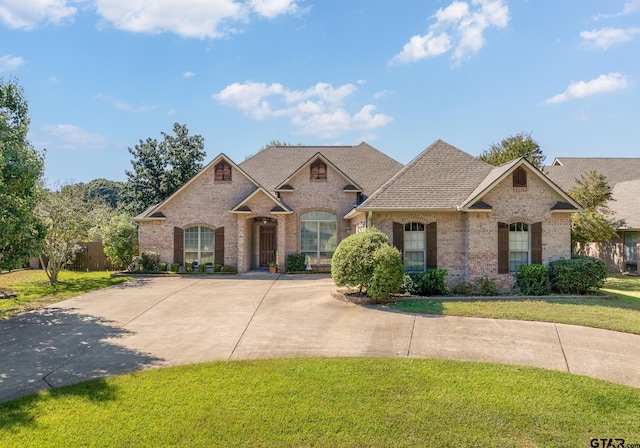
[0,270,131,320]
[388,274,640,335]
[1,358,639,447]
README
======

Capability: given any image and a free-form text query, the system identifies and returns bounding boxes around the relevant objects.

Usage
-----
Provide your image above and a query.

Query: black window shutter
[426,222,437,269]
[498,222,509,274]
[392,222,404,260]
[531,222,542,264]
[215,227,225,265]
[173,227,184,265]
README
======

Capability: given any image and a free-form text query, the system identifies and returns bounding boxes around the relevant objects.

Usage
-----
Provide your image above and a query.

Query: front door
[259,226,276,267]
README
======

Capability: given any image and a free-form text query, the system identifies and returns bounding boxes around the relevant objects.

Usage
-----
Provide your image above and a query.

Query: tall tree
[569,170,621,254]
[38,184,107,284]
[124,123,205,214]
[82,178,125,209]
[479,132,546,168]
[0,77,45,270]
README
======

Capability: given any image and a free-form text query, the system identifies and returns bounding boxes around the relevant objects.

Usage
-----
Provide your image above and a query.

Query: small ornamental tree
[331,228,403,298]
[101,214,136,269]
[38,185,107,284]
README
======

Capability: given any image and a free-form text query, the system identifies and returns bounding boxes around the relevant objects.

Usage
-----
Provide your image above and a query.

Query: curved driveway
[2,273,640,402]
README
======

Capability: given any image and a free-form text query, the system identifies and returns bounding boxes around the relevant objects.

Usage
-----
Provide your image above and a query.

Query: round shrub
[475,276,498,296]
[368,244,404,299]
[548,256,607,294]
[220,265,237,274]
[422,269,449,296]
[331,228,394,295]
[140,251,160,271]
[516,264,550,296]
[286,253,306,272]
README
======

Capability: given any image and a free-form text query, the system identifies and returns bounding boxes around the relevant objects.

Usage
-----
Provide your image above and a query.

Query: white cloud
[390,0,509,66]
[373,89,394,100]
[183,71,196,78]
[95,0,303,38]
[580,27,640,49]
[593,0,640,20]
[95,94,158,112]
[42,124,107,150]
[0,54,26,72]
[214,80,393,138]
[249,0,300,19]
[544,73,630,104]
[0,0,78,30]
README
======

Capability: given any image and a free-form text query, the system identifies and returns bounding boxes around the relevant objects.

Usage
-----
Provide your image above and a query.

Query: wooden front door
[259,226,276,267]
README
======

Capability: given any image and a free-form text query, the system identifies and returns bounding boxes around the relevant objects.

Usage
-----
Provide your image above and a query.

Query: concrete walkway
[2,274,640,402]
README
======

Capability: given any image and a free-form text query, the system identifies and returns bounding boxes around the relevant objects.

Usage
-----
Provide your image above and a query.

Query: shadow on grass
[0,307,162,430]
[0,379,119,432]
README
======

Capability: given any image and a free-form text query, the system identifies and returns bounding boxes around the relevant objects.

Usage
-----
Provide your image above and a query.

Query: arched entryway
[252,217,277,268]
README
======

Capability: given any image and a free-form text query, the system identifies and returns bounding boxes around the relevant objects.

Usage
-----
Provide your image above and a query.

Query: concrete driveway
[2,273,640,402]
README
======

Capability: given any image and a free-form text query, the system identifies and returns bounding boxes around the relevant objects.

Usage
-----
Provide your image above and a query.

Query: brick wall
[137,157,360,272]
[370,167,573,292]
[137,162,257,268]
[467,169,572,290]
[372,211,467,286]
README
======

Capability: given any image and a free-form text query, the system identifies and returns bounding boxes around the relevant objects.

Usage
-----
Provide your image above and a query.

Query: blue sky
[1,0,639,185]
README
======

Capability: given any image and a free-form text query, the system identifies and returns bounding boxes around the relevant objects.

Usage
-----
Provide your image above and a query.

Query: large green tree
[569,170,621,254]
[82,178,125,209]
[479,132,546,168]
[0,77,45,270]
[38,184,107,284]
[124,123,205,214]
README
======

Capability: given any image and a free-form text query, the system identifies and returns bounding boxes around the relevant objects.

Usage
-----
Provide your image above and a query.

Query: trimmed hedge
[516,264,550,296]
[422,269,449,296]
[548,256,607,294]
[331,228,403,297]
[286,253,306,272]
[368,244,404,299]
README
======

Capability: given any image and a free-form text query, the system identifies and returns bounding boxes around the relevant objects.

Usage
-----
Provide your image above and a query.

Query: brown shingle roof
[360,140,493,210]
[545,158,640,229]
[238,142,403,196]
[544,158,640,190]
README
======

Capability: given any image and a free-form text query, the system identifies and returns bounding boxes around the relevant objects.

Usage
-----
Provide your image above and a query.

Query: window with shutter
[531,222,542,264]
[497,222,509,274]
[426,222,437,269]
[173,227,184,265]
[215,227,225,265]
[184,226,215,265]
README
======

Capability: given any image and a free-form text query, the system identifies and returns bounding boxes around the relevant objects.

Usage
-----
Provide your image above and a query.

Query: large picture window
[301,211,337,265]
[404,222,425,271]
[509,222,529,272]
[184,226,215,265]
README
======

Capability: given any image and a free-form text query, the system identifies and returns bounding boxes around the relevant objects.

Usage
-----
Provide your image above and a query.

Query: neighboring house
[545,158,640,274]
[135,140,581,291]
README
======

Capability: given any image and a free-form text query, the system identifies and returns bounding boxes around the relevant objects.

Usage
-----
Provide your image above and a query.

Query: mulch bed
[331,289,613,305]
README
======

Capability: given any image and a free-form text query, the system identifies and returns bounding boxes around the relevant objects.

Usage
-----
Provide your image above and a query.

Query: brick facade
[136,142,577,292]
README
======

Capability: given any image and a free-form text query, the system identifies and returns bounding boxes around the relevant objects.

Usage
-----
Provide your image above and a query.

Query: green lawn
[1,358,639,447]
[0,270,131,319]
[388,274,640,335]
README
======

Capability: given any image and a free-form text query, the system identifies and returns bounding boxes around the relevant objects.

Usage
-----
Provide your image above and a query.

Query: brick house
[135,140,581,290]
[545,158,640,274]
